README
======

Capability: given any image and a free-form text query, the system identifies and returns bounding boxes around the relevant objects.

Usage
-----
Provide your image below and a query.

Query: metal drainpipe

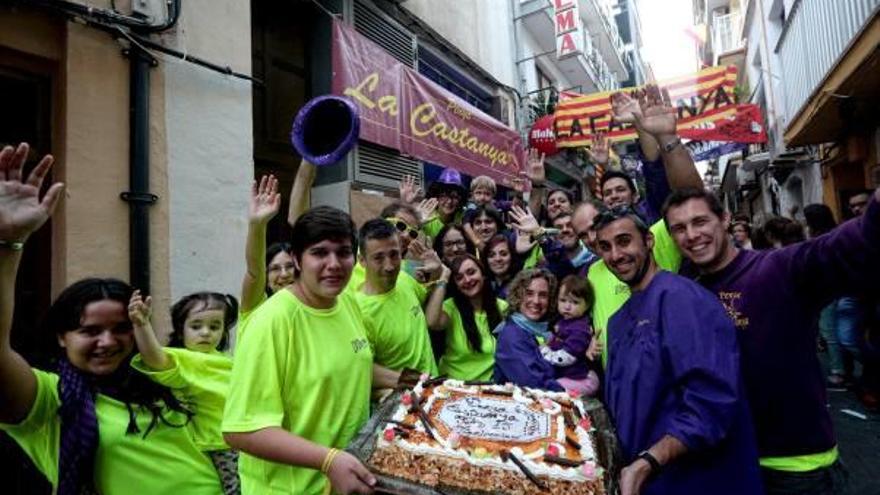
[120,44,158,293]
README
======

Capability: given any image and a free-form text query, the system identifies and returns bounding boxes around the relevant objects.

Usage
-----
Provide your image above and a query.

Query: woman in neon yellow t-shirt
[425,254,505,381]
[223,206,380,495]
[0,143,222,495]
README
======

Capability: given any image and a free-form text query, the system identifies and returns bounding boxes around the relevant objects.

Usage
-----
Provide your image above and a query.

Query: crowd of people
[0,81,878,495]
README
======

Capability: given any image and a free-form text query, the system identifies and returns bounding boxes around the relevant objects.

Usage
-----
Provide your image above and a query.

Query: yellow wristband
[321,448,340,474]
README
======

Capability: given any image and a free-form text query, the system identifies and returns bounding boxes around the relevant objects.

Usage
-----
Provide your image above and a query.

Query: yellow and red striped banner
[554,65,738,147]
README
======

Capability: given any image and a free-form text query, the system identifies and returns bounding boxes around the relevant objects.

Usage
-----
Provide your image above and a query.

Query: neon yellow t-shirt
[590,220,682,367]
[523,244,543,269]
[237,292,267,342]
[438,298,508,381]
[422,212,464,241]
[222,289,373,495]
[0,369,222,494]
[760,445,839,472]
[355,273,438,376]
[131,347,232,451]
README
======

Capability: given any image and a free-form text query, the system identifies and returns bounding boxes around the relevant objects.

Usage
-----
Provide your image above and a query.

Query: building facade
[515,0,637,194]
[714,0,879,224]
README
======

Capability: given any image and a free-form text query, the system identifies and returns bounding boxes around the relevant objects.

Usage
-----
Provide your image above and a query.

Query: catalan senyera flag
[554,65,738,147]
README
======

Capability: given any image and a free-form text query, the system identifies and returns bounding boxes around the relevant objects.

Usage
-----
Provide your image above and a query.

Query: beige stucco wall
[403,0,518,87]
[1,2,251,338]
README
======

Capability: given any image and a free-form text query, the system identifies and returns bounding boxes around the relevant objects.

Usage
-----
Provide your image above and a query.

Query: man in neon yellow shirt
[353,219,438,376]
[223,206,387,495]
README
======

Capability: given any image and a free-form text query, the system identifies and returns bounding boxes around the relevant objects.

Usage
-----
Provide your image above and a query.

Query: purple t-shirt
[606,271,762,494]
[687,194,880,459]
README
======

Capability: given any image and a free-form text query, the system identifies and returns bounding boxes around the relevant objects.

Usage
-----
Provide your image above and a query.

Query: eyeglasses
[443,239,467,249]
[386,217,419,240]
[439,191,461,201]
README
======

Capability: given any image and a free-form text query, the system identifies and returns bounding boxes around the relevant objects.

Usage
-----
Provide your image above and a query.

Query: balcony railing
[712,11,744,58]
[776,0,879,124]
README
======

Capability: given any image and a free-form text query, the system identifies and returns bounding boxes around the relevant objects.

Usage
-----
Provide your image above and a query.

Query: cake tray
[346,389,622,495]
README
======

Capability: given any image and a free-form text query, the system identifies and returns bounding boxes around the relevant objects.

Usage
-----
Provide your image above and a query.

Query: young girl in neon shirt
[128,290,240,494]
[0,143,223,494]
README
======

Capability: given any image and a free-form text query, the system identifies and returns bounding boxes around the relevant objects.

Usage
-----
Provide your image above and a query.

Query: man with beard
[571,199,682,365]
[663,187,880,494]
[594,207,762,495]
[352,219,440,377]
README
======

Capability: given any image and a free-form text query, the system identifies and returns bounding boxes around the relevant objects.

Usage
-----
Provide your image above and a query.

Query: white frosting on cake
[377,378,600,483]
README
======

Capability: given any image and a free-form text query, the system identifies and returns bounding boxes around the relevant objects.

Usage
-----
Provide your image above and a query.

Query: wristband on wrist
[637,450,662,476]
[661,137,682,153]
[321,448,340,474]
[0,240,24,251]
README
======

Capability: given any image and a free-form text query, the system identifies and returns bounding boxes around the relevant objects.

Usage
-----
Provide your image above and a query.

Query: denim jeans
[762,460,849,495]
[835,297,863,356]
[820,303,846,375]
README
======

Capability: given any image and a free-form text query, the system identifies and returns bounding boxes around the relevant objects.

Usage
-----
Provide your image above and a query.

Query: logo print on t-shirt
[718,291,750,329]
[351,337,369,353]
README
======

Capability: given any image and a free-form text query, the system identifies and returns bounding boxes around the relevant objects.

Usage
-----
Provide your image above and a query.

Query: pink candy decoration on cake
[383,428,396,441]
[582,462,597,479]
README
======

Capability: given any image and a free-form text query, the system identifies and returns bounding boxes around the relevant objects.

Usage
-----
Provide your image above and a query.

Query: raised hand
[586,328,604,361]
[525,148,546,186]
[399,174,422,204]
[416,197,438,223]
[128,290,153,328]
[586,133,610,166]
[510,177,529,194]
[508,205,541,235]
[515,229,537,254]
[415,247,443,282]
[610,90,642,125]
[637,84,677,138]
[249,175,281,225]
[0,143,64,243]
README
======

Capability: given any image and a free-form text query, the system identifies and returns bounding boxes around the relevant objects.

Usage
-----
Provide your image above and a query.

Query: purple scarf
[57,359,99,495]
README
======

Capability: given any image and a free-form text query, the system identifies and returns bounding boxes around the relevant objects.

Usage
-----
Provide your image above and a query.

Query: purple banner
[332,19,524,185]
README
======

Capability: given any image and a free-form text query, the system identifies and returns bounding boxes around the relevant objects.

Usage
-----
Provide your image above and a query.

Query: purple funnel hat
[290,95,360,166]
[428,167,466,198]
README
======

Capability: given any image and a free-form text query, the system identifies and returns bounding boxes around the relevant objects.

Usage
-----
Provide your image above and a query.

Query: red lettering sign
[553,0,576,10]
[555,9,577,33]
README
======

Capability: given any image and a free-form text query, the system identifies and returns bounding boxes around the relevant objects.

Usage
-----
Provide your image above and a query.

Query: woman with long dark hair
[0,144,223,494]
[481,234,521,299]
[424,254,506,380]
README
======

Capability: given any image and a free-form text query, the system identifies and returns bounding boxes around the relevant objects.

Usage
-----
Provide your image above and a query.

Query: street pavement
[828,387,880,495]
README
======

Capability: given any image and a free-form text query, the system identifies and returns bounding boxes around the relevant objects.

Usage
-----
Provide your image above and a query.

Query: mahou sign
[331,19,525,185]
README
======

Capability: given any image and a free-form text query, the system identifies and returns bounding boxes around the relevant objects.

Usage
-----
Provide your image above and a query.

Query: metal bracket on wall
[119,191,159,204]
[121,47,159,67]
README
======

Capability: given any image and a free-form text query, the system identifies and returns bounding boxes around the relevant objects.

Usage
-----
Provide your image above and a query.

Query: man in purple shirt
[594,207,762,495]
[663,187,880,495]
